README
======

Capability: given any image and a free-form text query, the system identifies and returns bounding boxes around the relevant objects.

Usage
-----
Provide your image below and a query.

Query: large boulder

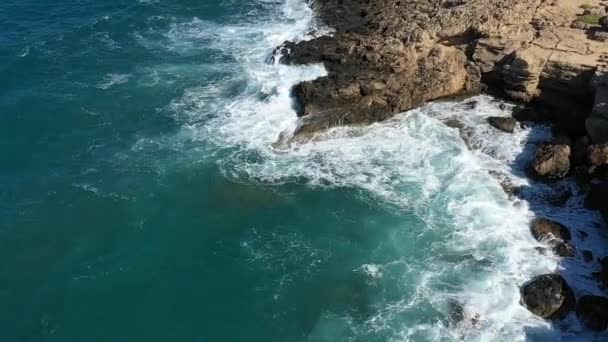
[531,144,571,178]
[520,274,575,319]
[530,218,571,242]
[576,295,608,331]
[487,116,517,133]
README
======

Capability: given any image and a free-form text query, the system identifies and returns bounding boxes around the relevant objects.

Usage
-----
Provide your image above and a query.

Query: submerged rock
[520,274,575,319]
[487,116,517,133]
[576,295,608,331]
[531,144,571,179]
[530,218,571,242]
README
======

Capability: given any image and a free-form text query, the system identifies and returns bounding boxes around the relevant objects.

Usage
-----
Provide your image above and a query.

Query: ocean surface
[2,0,607,341]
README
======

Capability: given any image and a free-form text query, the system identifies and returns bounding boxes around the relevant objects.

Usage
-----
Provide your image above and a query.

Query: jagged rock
[278,0,608,138]
[588,144,608,165]
[520,274,575,319]
[601,16,608,28]
[487,116,517,133]
[583,250,594,263]
[576,295,608,331]
[552,242,575,258]
[531,218,572,242]
[531,144,571,178]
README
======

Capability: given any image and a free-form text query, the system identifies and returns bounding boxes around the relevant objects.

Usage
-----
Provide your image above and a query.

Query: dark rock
[583,250,594,263]
[588,144,608,166]
[520,274,575,319]
[530,218,571,242]
[601,16,608,29]
[571,136,590,166]
[487,116,517,133]
[552,242,575,258]
[512,107,541,122]
[586,182,608,224]
[576,295,608,331]
[598,257,608,287]
[531,144,571,179]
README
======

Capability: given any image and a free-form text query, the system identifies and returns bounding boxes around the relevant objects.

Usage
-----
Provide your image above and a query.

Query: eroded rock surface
[531,143,571,179]
[279,0,608,138]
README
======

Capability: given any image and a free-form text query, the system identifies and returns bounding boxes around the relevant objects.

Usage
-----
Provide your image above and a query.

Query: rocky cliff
[277,0,608,332]
[278,0,608,140]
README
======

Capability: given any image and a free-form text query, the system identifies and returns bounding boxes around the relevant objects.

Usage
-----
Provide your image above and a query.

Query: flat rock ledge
[278,0,608,140]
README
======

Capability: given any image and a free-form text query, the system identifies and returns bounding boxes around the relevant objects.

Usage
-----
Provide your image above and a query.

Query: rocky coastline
[276,0,608,334]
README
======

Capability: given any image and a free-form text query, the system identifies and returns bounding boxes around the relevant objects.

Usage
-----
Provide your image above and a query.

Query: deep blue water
[2,0,602,341]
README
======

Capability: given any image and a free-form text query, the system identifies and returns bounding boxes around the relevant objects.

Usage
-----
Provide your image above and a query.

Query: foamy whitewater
[158,0,608,340]
[4,0,608,340]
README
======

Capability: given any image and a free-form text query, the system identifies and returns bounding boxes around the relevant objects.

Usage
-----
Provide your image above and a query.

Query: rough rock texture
[487,116,516,133]
[531,144,571,178]
[530,218,574,258]
[576,295,608,331]
[530,218,572,242]
[520,274,576,319]
[279,0,608,138]
[588,143,608,165]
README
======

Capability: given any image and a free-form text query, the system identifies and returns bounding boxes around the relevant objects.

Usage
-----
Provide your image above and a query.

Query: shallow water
[2,0,607,341]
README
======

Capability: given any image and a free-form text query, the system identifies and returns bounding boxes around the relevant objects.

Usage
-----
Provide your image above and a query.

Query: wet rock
[530,218,571,242]
[583,250,594,263]
[552,242,575,258]
[520,274,575,319]
[487,116,517,133]
[531,144,571,179]
[576,295,608,331]
[588,144,608,166]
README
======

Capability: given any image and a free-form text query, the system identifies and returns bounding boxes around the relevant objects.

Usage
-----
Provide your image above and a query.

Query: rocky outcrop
[279,0,608,138]
[520,274,576,319]
[530,218,571,242]
[531,144,571,179]
[576,295,608,331]
[530,218,575,258]
[487,116,516,133]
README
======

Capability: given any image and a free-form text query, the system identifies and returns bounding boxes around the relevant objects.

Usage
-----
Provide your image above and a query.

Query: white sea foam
[151,0,608,339]
[96,73,131,89]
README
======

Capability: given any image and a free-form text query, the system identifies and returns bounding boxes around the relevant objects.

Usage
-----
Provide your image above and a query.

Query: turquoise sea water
[2,0,604,341]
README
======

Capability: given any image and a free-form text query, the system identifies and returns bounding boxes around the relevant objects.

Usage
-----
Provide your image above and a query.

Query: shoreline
[277,0,608,335]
